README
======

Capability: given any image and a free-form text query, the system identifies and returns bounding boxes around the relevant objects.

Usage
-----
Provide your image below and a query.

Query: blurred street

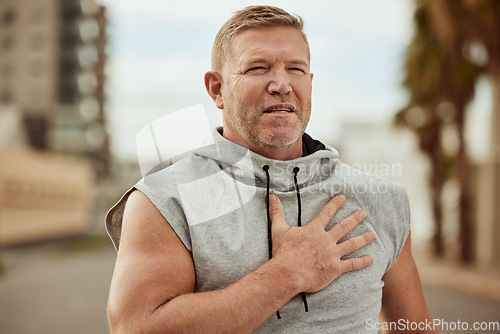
[425,285,500,334]
[0,233,499,334]
[0,234,115,334]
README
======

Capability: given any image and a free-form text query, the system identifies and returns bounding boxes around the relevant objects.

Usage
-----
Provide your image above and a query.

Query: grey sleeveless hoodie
[106,131,410,333]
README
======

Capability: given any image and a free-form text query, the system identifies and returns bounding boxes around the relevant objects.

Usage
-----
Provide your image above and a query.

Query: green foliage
[0,254,5,277]
[59,233,113,254]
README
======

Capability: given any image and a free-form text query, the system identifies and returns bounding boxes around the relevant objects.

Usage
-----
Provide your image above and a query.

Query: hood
[192,128,340,192]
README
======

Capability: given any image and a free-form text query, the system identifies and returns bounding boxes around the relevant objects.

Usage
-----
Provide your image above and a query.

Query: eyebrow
[242,58,309,68]
[242,58,268,67]
[287,60,309,67]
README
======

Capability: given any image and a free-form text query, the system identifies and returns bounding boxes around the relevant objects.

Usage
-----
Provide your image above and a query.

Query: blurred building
[0,0,108,245]
[0,0,109,178]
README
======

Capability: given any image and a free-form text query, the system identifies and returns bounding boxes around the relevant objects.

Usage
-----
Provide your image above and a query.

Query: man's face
[219,26,313,150]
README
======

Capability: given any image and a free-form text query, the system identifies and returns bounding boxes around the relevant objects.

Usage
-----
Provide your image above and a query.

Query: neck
[219,128,303,161]
[249,140,303,161]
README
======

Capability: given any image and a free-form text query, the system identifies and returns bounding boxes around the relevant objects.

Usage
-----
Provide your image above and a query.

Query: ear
[204,71,224,110]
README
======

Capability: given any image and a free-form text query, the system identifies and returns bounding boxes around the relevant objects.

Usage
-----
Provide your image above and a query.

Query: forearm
[111,257,300,334]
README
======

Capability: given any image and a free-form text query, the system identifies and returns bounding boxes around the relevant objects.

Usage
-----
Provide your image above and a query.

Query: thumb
[268,194,289,236]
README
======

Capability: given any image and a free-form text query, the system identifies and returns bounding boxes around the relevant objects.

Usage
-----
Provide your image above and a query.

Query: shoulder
[106,153,214,251]
[141,153,216,187]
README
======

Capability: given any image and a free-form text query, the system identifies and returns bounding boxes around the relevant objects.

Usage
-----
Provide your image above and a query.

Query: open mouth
[264,105,295,113]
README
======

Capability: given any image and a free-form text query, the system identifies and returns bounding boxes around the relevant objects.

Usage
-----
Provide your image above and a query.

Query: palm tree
[396,0,481,260]
[422,0,500,263]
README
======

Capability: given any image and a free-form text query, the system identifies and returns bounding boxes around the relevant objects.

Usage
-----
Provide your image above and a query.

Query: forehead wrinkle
[239,49,309,69]
[224,27,310,75]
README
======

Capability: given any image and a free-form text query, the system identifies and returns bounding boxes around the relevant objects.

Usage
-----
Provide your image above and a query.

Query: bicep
[380,231,437,333]
[108,190,195,330]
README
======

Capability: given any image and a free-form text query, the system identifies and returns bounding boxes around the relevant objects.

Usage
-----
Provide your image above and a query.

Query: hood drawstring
[263,165,309,319]
[263,165,281,319]
[293,167,309,313]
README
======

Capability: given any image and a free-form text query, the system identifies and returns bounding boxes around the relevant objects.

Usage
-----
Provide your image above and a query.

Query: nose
[267,69,292,95]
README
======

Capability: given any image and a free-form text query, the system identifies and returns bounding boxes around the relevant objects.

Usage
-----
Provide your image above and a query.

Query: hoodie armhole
[105,187,136,251]
[105,186,193,253]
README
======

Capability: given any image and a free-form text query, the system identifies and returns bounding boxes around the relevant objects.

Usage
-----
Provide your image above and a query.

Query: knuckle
[269,205,281,216]
[345,258,356,272]
[348,238,357,251]
[342,255,372,273]
[364,232,373,243]
[362,231,375,244]
[338,222,351,235]
[338,221,350,234]
[352,211,363,222]
[320,206,335,219]
[351,259,359,271]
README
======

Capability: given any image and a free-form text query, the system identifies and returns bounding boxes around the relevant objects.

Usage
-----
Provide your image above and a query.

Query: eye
[289,67,306,74]
[245,66,268,74]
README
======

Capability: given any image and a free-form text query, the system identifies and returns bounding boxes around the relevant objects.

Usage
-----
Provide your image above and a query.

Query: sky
[99,0,417,160]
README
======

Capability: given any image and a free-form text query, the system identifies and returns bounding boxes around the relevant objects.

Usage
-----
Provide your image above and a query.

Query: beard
[224,101,310,149]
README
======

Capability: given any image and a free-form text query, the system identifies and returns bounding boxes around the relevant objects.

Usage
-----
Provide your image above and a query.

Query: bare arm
[107,191,375,333]
[380,232,439,334]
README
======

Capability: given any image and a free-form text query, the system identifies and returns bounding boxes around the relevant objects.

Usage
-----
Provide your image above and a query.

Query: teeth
[266,108,292,113]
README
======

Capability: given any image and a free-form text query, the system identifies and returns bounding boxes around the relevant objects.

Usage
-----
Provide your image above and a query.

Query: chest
[188,182,390,294]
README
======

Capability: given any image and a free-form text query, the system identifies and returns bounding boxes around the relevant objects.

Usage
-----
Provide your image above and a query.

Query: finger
[329,210,367,241]
[268,194,290,235]
[311,194,345,229]
[340,255,374,273]
[338,231,376,256]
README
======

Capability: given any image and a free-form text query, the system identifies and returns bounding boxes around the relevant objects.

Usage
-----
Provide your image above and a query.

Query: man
[106,5,438,333]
